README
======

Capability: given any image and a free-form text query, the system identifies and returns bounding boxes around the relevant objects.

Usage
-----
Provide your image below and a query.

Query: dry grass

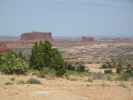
[0,75,132,100]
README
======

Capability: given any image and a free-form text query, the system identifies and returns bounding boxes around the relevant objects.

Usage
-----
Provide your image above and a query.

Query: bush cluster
[102,59,133,81]
[64,62,86,72]
[0,41,87,77]
[0,52,28,74]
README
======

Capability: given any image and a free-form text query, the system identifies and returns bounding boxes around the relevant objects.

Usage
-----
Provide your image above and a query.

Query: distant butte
[20,32,53,42]
[80,36,96,43]
[0,32,54,53]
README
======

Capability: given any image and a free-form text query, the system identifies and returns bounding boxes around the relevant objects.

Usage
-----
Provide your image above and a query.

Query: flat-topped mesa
[80,36,96,43]
[20,32,54,43]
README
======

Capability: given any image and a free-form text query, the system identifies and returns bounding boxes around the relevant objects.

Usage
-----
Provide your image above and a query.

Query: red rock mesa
[0,32,54,53]
[20,32,53,42]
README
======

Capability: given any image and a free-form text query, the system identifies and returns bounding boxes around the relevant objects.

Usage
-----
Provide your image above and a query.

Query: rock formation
[0,32,54,53]
[80,36,96,43]
[0,42,10,53]
[20,32,53,42]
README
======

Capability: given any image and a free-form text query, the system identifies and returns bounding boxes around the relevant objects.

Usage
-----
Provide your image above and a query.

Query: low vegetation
[0,41,87,79]
[101,58,133,81]
[0,41,132,81]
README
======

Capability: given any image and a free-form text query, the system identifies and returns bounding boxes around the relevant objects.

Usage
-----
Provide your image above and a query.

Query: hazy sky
[0,0,133,37]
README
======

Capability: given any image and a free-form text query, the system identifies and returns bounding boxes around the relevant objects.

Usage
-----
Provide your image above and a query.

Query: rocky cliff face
[20,32,53,42]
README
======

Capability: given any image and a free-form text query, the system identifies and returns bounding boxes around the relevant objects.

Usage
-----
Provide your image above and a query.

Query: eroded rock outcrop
[20,32,53,42]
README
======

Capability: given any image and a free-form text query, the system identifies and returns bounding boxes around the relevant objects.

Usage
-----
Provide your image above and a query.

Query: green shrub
[77,64,86,72]
[64,62,76,71]
[118,73,132,81]
[101,63,109,68]
[101,62,114,69]
[0,52,29,74]
[37,70,47,78]
[106,74,112,81]
[56,68,66,77]
[104,69,113,74]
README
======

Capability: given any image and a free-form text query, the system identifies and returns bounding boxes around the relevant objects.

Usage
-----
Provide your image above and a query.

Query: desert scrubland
[0,36,133,100]
[0,75,133,100]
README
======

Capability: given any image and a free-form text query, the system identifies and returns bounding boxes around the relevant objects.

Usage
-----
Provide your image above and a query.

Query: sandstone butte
[20,32,53,42]
[0,32,54,53]
[0,32,97,53]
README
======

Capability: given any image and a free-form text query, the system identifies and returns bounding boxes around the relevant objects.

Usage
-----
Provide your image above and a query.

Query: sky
[0,0,133,37]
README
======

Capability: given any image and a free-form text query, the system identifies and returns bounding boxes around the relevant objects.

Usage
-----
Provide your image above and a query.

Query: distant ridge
[0,36,18,41]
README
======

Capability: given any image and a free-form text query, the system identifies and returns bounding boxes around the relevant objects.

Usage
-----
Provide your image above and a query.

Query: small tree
[30,42,42,69]
[30,41,65,76]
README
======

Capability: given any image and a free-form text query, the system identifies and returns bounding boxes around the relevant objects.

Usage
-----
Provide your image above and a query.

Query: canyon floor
[0,75,133,100]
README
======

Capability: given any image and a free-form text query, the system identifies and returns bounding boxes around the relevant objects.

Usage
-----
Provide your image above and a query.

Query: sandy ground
[0,75,133,100]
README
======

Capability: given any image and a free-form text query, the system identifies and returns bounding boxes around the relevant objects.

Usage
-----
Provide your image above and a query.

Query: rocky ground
[63,42,133,64]
[0,75,133,100]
